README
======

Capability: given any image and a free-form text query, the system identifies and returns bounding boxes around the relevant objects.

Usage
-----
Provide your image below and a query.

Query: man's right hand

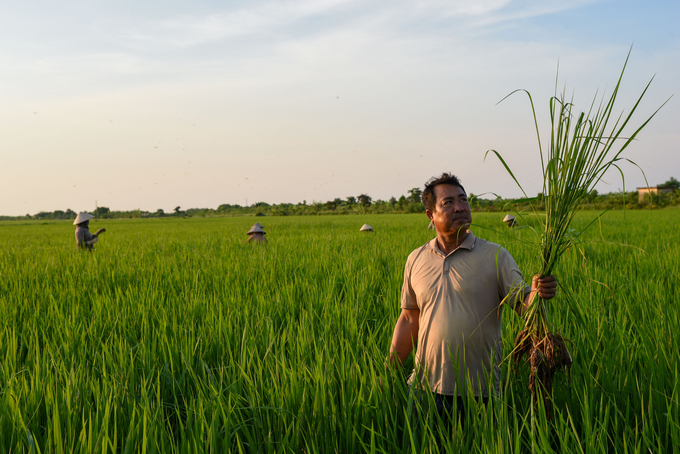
[388,308,420,369]
[95,228,106,235]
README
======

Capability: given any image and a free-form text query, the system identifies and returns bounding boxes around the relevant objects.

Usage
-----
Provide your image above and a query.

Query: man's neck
[436,229,469,256]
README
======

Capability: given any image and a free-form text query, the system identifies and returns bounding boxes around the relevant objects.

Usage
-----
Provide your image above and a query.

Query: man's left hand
[532,275,557,300]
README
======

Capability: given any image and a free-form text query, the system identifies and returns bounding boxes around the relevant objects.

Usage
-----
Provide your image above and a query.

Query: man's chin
[452,221,470,231]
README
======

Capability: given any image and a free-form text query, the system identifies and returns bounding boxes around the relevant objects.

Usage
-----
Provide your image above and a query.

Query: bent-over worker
[247,224,267,243]
[503,214,517,228]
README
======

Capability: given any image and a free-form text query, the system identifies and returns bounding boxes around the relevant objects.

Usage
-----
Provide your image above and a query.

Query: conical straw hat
[253,222,264,229]
[359,224,373,232]
[428,220,435,229]
[247,224,266,234]
[73,212,94,225]
[503,214,516,222]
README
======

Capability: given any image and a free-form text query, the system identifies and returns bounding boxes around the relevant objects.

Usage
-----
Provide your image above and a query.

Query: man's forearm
[516,289,536,316]
[388,316,419,369]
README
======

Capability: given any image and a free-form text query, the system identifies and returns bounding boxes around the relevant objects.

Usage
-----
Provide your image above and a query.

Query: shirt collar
[426,230,476,257]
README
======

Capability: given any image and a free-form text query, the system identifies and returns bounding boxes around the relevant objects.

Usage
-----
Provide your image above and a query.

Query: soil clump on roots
[513,329,573,417]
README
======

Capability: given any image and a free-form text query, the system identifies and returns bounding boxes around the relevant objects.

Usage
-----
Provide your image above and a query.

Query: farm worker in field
[74,212,106,250]
[247,224,267,243]
[359,224,374,232]
[503,214,517,228]
[387,173,556,421]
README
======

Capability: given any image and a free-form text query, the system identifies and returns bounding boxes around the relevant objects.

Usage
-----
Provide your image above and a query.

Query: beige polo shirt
[401,231,530,397]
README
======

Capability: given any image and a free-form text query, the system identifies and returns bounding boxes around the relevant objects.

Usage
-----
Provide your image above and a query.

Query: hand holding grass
[518,276,557,316]
[532,275,557,300]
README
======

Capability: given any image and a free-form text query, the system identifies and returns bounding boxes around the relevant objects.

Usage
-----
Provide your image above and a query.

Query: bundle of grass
[487,51,667,415]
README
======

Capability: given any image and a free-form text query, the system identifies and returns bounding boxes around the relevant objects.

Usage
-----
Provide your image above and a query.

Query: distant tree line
[3,178,679,221]
[471,177,680,213]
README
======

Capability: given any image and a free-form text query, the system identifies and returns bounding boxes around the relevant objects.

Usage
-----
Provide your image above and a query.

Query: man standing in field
[74,212,106,250]
[388,173,556,419]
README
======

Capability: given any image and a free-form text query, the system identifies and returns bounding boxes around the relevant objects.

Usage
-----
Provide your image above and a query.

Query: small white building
[637,186,674,203]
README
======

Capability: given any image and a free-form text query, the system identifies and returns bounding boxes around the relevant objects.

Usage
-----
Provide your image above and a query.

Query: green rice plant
[1,211,679,451]
[486,50,668,415]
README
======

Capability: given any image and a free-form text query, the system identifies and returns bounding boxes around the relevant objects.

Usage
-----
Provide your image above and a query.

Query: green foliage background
[1,211,679,452]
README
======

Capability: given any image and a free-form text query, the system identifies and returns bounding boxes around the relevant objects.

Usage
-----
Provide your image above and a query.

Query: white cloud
[414,0,513,17]
[467,0,600,25]
[120,0,360,49]
[117,0,604,51]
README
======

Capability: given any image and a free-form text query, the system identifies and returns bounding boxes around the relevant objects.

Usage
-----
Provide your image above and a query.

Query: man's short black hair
[422,173,466,212]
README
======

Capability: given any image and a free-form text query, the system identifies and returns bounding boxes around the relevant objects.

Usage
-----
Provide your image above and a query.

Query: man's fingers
[535,276,557,287]
[532,276,557,299]
[538,281,557,298]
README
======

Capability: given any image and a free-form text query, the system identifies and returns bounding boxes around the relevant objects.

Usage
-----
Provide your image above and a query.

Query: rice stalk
[486,49,668,416]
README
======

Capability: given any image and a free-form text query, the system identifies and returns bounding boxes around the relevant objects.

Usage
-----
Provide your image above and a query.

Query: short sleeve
[400,253,419,310]
[497,248,531,308]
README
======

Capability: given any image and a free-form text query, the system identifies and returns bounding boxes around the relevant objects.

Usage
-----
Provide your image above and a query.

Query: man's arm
[515,275,558,316]
[388,309,420,369]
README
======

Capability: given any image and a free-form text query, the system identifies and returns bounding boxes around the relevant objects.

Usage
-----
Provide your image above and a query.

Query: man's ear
[426,209,434,221]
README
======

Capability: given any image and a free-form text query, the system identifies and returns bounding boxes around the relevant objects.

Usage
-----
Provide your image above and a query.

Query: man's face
[426,184,472,237]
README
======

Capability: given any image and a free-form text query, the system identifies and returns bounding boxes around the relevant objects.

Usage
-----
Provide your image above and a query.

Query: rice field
[1,210,679,453]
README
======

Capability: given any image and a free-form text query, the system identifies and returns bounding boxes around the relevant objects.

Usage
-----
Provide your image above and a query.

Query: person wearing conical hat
[503,214,517,228]
[359,224,374,232]
[247,224,267,243]
[74,212,106,250]
[428,220,435,230]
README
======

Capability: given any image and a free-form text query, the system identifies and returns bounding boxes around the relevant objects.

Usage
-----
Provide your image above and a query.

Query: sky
[1,0,678,215]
